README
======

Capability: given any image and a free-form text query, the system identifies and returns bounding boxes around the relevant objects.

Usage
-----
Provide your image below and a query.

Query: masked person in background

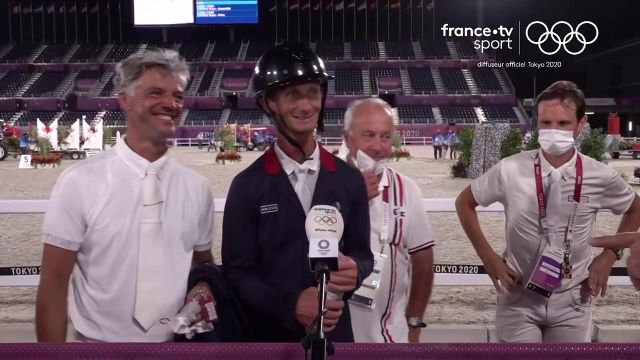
[456,81,640,343]
[338,98,435,343]
[222,44,373,342]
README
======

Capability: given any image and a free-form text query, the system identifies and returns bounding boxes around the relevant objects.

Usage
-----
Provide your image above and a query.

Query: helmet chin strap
[273,114,314,162]
[257,95,313,162]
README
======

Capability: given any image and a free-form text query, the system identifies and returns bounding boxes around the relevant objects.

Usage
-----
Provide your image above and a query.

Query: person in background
[448,130,459,160]
[36,49,216,342]
[455,80,640,343]
[196,132,204,150]
[432,130,444,159]
[340,98,435,343]
[207,131,218,152]
[19,133,30,154]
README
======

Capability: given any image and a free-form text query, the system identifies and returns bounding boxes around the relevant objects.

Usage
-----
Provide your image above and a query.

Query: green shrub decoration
[501,128,523,159]
[392,133,403,150]
[102,127,113,149]
[579,128,606,162]
[524,129,540,151]
[217,127,236,151]
[37,137,53,156]
[458,128,474,166]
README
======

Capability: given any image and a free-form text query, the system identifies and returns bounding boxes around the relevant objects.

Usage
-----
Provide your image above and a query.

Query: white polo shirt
[350,168,435,343]
[471,149,635,292]
[42,140,215,342]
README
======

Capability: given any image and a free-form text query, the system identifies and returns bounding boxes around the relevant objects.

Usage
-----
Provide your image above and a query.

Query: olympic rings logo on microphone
[314,215,338,225]
[525,21,598,55]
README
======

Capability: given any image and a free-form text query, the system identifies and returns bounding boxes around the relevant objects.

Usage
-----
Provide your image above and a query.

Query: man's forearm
[456,189,495,261]
[406,249,434,318]
[617,197,640,233]
[36,287,69,342]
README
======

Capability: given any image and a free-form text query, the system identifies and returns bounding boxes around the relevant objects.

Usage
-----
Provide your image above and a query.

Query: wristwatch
[406,317,427,329]
[608,247,624,261]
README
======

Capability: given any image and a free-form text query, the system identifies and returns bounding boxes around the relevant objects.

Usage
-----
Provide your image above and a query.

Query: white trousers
[495,284,593,343]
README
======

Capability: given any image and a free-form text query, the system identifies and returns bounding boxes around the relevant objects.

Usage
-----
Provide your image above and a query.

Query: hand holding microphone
[328,254,358,294]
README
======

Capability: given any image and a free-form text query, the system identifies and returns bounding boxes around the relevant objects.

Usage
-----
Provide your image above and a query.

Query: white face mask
[355,149,388,175]
[538,129,575,156]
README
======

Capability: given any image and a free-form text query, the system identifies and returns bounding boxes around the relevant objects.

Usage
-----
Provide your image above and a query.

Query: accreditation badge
[349,252,387,309]
[526,244,563,298]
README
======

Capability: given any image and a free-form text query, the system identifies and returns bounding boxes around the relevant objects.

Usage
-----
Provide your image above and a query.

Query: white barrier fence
[0,199,632,287]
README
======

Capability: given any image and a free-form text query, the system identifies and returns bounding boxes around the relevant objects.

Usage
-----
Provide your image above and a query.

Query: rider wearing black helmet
[252,43,331,161]
[222,43,373,343]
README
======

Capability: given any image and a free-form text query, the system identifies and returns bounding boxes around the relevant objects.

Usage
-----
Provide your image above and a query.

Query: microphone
[306,205,344,300]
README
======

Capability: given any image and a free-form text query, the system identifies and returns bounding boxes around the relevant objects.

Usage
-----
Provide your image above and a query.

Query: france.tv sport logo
[441,20,598,56]
[525,21,598,55]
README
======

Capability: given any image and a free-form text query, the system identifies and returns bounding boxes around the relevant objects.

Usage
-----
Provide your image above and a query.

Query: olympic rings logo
[314,215,337,225]
[525,21,598,55]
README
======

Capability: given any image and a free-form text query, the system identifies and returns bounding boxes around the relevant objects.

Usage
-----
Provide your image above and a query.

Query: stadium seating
[34,45,71,63]
[385,42,414,59]
[245,42,276,61]
[59,111,98,126]
[195,69,215,96]
[228,109,264,125]
[407,67,436,94]
[439,68,470,93]
[183,110,223,126]
[324,108,346,125]
[105,44,141,63]
[398,106,436,124]
[0,39,522,131]
[335,68,363,95]
[421,40,450,59]
[103,111,126,127]
[177,41,208,61]
[454,40,477,58]
[100,76,117,97]
[0,43,37,63]
[369,68,401,94]
[209,42,240,61]
[76,70,103,80]
[22,71,66,97]
[15,111,58,125]
[471,68,503,93]
[145,43,177,51]
[0,71,32,97]
[440,106,478,123]
[69,44,104,62]
[222,69,252,78]
[351,42,379,60]
[482,106,518,123]
[0,112,15,123]
[315,42,344,61]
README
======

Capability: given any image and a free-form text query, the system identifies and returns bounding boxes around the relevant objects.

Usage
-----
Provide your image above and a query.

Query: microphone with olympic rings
[306,205,344,300]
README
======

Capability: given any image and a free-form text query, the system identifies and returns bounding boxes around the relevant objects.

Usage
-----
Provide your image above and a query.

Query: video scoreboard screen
[133,0,195,26]
[195,0,259,25]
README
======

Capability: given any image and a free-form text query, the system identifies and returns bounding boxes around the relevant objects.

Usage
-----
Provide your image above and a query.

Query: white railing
[0,198,631,287]
[166,137,435,147]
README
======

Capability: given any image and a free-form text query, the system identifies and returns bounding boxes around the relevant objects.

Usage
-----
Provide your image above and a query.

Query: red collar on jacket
[265,143,336,175]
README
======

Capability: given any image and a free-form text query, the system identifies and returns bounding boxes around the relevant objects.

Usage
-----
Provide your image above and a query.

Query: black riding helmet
[252,43,332,159]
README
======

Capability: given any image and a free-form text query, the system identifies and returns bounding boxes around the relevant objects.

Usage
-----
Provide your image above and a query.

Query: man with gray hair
[36,49,216,342]
[340,98,435,342]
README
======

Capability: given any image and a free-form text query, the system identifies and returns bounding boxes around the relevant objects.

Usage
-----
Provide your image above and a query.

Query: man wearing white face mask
[456,81,640,343]
[339,98,435,343]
